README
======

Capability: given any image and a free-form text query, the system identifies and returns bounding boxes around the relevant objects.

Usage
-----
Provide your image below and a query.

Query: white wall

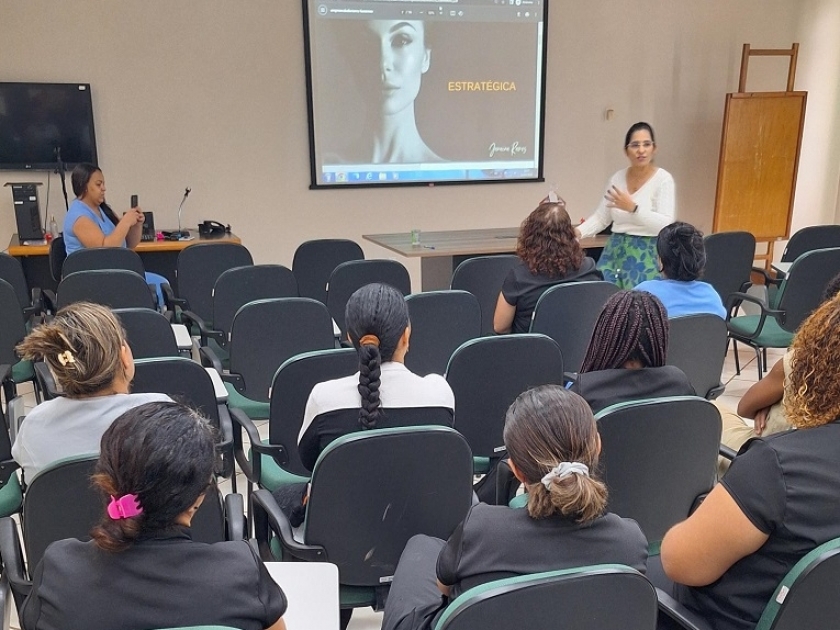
[2,0,828,286]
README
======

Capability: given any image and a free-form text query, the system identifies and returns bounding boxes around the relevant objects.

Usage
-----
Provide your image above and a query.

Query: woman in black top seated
[570,290,694,413]
[21,401,287,630]
[493,200,601,334]
[381,385,647,630]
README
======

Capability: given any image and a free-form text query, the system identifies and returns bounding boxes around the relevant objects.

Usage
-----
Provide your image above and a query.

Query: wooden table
[7,231,241,292]
[363,228,609,291]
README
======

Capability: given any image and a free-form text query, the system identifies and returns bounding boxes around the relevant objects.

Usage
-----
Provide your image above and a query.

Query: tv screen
[0,82,98,171]
[303,0,548,188]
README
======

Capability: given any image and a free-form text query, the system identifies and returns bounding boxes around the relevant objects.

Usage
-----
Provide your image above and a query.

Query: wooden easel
[712,43,806,271]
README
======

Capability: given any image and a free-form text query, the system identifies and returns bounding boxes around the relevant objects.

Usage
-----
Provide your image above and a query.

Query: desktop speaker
[10,183,44,242]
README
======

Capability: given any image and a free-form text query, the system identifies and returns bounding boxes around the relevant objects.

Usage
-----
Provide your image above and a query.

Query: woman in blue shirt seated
[63,163,167,306]
[635,221,726,319]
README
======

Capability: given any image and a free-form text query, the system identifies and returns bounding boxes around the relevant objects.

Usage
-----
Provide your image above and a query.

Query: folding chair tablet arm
[250,489,326,563]
[179,309,224,348]
[725,292,785,336]
[229,407,288,483]
[656,587,714,630]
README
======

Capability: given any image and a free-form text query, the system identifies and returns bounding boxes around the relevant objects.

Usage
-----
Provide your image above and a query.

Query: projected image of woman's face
[367,20,430,117]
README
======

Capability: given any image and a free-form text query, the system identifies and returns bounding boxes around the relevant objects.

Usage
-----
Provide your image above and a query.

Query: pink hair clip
[107,494,143,520]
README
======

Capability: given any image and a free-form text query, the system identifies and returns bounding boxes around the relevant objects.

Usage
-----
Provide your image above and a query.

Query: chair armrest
[656,588,713,630]
[250,489,326,563]
[33,361,61,400]
[163,283,187,311]
[199,345,224,373]
[180,309,222,347]
[0,517,32,612]
[41,289,57,314]
[224,492,246,541]
[215,404,235,480]
[0,364,9,386]
[750,266,782,288]
[725,292,784,338]
[719,444,738,461]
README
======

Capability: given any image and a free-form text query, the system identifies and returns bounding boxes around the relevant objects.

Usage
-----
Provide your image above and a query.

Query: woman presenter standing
[576,122,675,289]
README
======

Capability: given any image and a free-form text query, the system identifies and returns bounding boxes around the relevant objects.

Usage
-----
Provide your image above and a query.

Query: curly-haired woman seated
[381,385,647,630]
[662,292,840,630]
[494,200,601,334]
[21,401,287,630]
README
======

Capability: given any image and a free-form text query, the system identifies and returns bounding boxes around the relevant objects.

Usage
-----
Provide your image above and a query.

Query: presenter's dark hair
[517,201,584,277]
[345,283,410,429]
[624,122,655,148]
[580,290,669,372]
[504,385,607,523]
[90,401,215,552]
[656,222,706,281]
[70,162,119,225]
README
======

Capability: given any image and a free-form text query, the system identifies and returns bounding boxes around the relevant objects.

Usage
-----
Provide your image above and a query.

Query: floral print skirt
[596,233,659,289]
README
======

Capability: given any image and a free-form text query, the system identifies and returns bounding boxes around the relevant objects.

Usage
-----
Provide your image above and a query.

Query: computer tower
[9,182,44,242]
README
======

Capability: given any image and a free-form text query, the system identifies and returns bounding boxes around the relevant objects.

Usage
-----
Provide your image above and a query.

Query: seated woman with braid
[570,290,694,413]
[381,386,647,630]
[298,282,455,470]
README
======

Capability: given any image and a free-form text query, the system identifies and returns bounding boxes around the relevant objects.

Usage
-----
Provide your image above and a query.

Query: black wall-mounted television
[0,82,98,171]
[302,0,549,189]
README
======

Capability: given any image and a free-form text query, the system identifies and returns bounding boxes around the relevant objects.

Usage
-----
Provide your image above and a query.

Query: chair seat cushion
[11,360,34,384]
[728,315,794,348]
[224,383,270,420]
[251,442,310,492]
[0,475,23,517]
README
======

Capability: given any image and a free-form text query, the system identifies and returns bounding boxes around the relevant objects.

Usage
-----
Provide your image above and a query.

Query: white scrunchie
[541,462,590,489]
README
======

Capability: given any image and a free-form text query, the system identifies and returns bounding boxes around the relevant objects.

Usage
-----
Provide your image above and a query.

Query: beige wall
[2,0,834,288]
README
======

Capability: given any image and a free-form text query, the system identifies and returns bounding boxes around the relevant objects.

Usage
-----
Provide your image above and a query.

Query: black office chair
[56,269,157,310]
[667,314,728,399]
[292,239,364,304]
[702,231,756,305]
[251,426,473,616]
[436,565,657,630]
[181,264,298,358]
[171,242,253,326]
[445,334,564,476]
[727,247,840,377]
[62,247,146,278]
[0,279,41,405]
[595,397,720,566]
[0,454,244,612]
[114,308,180,359]
[404,290,481,376]
[48,236,67,284]
[232,348,358,494]
[450,255,519,336]
[0,252,44,320]
[202,298,336,420]
[780,225,840,266]
[327,260,411,335]
[131,356,235,484]
[657,537,840,630]
[529,281,620,373]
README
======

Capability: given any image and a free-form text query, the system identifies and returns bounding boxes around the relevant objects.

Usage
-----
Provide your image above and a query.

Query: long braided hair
[580,290,669,372]
[345,283,410,429]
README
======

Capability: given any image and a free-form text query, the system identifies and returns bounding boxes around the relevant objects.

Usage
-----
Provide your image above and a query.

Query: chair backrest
[405,290,481,376]
[667,314,728,399]
[327,259,412,335]
[292,239,364,304]
[114,308,180,359]
[212,264,298,341]
[176,243,253,322]
[595,396,721,545]
[0,279,27,367]
[22,455,228,569]
[435,565,657,630]
[0,253,30,309]
[62,247,145,278]
[229,298,336,402]
[782,225,840,262]
[775,247,840,332]
[529,281,620,373]
[269,348,359,476]
[702,231,757,303]
[450,255,519,335]
[57,269,156,310]
[131,357,222,428]
[49,236,67,283]
[445,334,564,459]
[304,426,474,586]
[757,537,840,630]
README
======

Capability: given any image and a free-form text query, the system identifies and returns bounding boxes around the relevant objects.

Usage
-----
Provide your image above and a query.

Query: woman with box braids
[571,290,694,412]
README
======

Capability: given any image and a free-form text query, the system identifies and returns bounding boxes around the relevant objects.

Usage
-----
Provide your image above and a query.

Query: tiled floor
[9,342,773,630]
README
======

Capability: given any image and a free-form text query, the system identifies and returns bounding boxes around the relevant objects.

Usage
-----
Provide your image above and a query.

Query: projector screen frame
[301,0,550,190]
